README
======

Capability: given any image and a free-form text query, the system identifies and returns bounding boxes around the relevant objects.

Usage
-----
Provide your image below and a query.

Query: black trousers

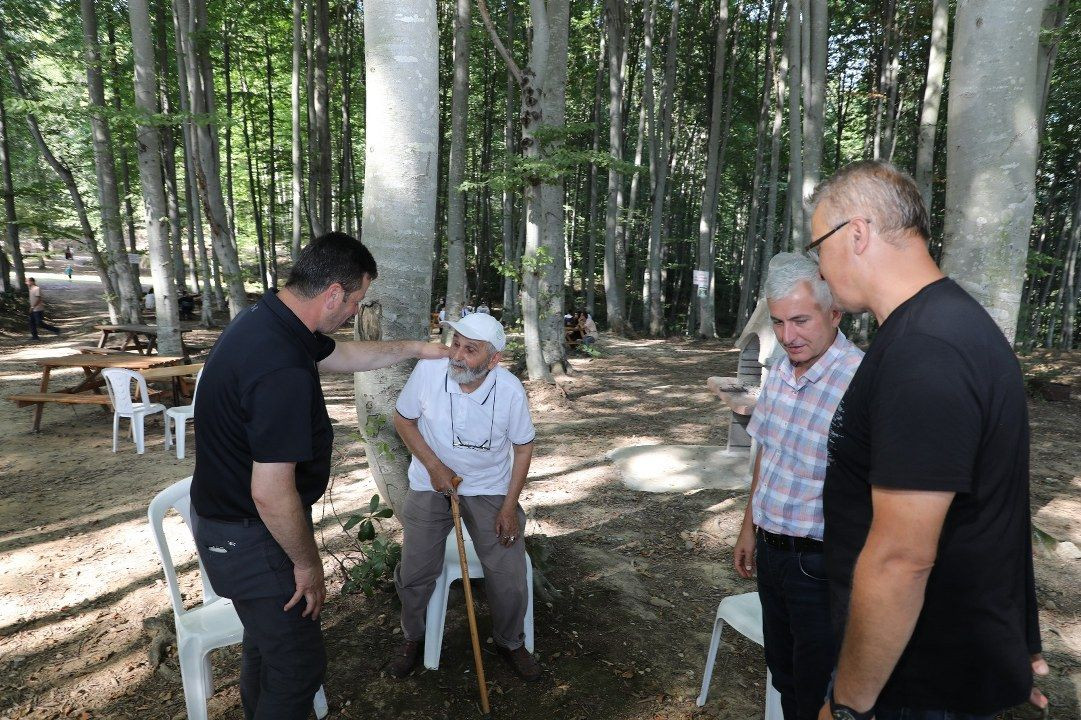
[756,535,835,720]
[193,513,325,720]
[29,310,59,338]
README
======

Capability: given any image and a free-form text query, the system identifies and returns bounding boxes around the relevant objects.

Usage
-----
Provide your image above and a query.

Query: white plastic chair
[165,368,202,460]
[148,477,328,720]
[101,368,165,454]
[423,526,535,670]
[696,591,783,719]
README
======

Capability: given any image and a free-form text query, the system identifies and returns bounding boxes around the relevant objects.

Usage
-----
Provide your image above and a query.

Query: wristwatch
[830,691,875,720]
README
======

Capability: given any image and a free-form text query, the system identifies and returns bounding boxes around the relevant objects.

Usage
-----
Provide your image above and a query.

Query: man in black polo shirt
[191,232,448,719]
[805,161,1045,720]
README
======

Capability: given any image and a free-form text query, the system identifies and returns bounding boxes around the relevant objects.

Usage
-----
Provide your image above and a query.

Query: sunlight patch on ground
[607,445,751,493]
[3,343,84,361]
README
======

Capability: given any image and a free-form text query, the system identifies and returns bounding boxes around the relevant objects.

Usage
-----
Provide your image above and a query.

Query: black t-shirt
[192,290,336,520]
[824,278,1038,714]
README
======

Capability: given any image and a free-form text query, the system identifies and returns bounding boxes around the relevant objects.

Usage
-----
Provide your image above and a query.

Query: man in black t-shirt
[191,233,448,720]
[804,161,1046,720]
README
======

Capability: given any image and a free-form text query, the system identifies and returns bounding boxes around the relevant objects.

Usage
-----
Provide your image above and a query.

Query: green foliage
[340,494,401,596]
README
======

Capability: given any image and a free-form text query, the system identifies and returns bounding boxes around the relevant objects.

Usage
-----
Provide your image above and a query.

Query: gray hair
[764,252,834,311]
[809,160,930,245]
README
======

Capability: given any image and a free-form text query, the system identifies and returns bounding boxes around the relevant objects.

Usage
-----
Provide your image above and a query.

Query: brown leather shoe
[384,639,422,678]
[496,644,541,681]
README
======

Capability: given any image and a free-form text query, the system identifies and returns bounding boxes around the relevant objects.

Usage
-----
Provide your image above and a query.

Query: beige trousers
[394,489,528,649]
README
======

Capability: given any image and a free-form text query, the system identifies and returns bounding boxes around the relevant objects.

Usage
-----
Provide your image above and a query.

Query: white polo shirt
[395,358,536,496]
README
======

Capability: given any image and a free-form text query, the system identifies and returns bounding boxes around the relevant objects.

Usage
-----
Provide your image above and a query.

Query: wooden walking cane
[450,476,492,717]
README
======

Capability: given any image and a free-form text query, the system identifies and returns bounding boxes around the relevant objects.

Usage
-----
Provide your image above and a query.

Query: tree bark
[802,0,826,231]
[155,1,188,290]
[291,0,304,260]
[941,0,1043,344]
[445,0,470,326]
[1035,0,1068,150]
[914,0,948,211]
[501,0,518,323]
[355,0,439,514]
[0,76,24,291]
[603,0,627,335]
[646,0,679,337]
[174,0,248,317]
[105,11,139,258]
[311,0,332,235]
[264,32,279,288]
[83,0,144,326]
[785,0,803,250]
[584,20,604,317]
[126,0,183,353]
[695,0,729,339]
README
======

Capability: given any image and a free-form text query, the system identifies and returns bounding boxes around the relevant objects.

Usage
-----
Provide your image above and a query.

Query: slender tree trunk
[539,0,570,373]
[223,24,238,253]
[1060,176,1079,348]
[802,0,826,236]
[127,0,183,353]
[312,0,332,234]
[83,0,144,325]
[696,0,729,339]
[914,0,948,211]
[0,77,24,290]
[355,0,439,513]
[155,1,187,290]
[105,12,139,258]
[239,71,268,293]
[264,32,279,288]
[786,0,803,250]
[445,0,470,326]
[175,0,248,317]
[291,0,304,259]
[646,0,679,337]
[1035,0,1068,150]
[941,0,1042,344]
[585,22,604,317]
[603,0,627,334]
[501,0,517,322]
[761,29,786,292]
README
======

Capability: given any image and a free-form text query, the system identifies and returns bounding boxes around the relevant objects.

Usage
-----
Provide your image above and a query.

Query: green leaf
[373,507,394,518]
[369,495,380,512]
[358,520,376,542]
[343,515,362,531]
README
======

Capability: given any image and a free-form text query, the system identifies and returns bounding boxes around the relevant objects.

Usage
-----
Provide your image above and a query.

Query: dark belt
[756,527,823,553]
[204,515,264,527]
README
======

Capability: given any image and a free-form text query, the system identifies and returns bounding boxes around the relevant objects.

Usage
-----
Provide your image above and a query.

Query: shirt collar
[444,364,498,404]
[778,330,850,388]
[260,289,326,360]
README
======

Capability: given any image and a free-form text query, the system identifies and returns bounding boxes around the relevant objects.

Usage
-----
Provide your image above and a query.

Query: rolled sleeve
[242,368,316,463]
[506,388,536,445]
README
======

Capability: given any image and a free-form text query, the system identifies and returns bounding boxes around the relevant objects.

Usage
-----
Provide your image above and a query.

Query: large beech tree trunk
[355,0,439,513]
[941,0,1043,344]
[126,0,182,353]
[0,76,24,291]
[83,0,143,326]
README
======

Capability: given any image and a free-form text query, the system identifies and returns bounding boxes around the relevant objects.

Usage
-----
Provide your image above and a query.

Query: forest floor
[1,259,1079,719]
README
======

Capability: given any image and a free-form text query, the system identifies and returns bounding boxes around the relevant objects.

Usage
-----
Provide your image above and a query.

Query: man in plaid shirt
[733,252,863,720]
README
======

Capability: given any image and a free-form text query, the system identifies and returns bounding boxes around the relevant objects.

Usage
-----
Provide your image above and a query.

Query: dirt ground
[1,260,1079,719]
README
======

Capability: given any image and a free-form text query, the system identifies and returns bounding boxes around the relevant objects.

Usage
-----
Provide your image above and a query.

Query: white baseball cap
[442,313,507,352]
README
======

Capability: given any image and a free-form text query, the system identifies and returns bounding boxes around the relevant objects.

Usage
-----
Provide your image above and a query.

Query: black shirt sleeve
[868,334,980,493]
[241,367,317,463]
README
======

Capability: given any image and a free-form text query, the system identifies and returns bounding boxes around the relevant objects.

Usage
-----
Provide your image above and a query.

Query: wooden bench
[9,389,164,409]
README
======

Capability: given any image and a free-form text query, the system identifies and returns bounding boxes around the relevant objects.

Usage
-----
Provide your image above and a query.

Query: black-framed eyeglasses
[804,218,870,255]
[449,380,497,451]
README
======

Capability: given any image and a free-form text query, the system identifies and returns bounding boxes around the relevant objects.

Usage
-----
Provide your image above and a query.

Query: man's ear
[488,351,503,370]
[851,217,872,255]
[322,282,344,308]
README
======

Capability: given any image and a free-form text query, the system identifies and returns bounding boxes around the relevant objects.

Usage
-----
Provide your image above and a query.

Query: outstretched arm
[318,340,449,373]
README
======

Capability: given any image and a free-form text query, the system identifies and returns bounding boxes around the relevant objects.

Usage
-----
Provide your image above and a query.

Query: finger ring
[510,535,516,541]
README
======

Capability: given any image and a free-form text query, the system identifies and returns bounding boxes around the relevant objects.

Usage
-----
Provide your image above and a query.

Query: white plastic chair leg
[524,560,535,652]
[133,413,146,454]
[423,572,451,670]
[164,412,173,450]
[764,669,783,720]
[111,413,120,453]
[314,685,329,719]
[695,612,726,706]
[176,416,187,460]
[177,641,210,720]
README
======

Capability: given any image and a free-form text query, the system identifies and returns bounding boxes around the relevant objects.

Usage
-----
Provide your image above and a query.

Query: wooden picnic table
[94,324,193,357]
[8,353,185,432]
[140,362,204,405]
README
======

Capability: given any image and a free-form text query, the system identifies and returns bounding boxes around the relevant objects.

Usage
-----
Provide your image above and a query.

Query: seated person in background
[178,293,196,320]
[387,313,540,682]
[144,287,156,312]
[477,300,491,314]
[564,311,584,346]
[732,252,863,720]
[578,311,598,345]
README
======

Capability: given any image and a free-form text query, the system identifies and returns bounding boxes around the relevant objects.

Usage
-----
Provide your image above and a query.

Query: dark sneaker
[384,639,421,678]
[496,644,541,682]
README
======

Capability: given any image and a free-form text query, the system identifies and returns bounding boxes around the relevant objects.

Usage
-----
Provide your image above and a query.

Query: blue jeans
[876,709,993,720]
[29,310,59,338]
[756,534,835,720]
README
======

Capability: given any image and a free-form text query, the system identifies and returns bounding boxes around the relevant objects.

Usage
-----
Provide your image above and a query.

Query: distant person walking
[64,265,74,281]
[27,277,60,340]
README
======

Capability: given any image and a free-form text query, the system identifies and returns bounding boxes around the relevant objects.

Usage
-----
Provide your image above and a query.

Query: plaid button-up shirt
[747,331,862,540]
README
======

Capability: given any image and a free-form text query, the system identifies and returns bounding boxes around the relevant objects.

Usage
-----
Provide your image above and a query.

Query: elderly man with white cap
[385,313,540,681]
